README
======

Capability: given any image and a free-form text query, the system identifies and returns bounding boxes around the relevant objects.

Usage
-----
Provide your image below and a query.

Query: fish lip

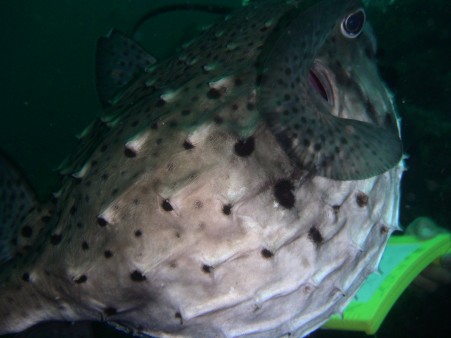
[309,61,337,111]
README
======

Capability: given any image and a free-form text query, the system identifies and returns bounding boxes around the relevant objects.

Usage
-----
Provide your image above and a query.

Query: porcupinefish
[0,0,404,337]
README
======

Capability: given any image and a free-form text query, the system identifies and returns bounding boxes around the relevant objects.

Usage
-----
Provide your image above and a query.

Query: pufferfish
[0,0,403,337]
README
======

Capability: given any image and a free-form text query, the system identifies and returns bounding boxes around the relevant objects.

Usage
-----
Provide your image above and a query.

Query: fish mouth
[308,61,335,109]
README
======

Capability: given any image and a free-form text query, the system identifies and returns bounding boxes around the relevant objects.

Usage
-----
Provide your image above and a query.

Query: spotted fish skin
[0,1,403,337]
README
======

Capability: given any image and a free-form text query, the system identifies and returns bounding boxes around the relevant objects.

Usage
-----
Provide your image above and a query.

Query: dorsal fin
[0,153,52,264]
[95,29,157,107]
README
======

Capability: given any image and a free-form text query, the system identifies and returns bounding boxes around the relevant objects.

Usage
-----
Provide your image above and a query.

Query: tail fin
[0,152,52,264]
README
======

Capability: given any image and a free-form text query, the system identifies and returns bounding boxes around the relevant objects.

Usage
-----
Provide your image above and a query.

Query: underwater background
[0,0,449,337]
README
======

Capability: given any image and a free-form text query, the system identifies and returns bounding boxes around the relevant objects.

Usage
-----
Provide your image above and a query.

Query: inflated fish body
[0,1,403,337]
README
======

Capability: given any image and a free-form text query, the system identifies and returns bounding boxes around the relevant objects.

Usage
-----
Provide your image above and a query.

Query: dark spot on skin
[104,307,117,316]
[332,205,340,215]
[155,98,166,107]
[124,147,137,158]
[380,225,389,234]
[183,140,194,150]
[308,226,323,245]
[130,270,146,282]
[246,102,255,111]
[194,200,203,209]
[231,103,239,111]
[41,215,51,223]
[169,120,178,128]
[214,116,224,124]
[50,234,62,245]
[151,122,158,130]
[234,137,255,157]
[82,241,89,250]
[97,216,108,227]
[135,230,142,237]
[70,205,77,215]
[222,204,232,215]
[101,174,109,181]
[202,264,213,273]
[356,192,369,207]
[104,250,113,258]
[21,226,32,238]
[22,273,30,282]
[181,109,191,116]
[274,179,295,209]
[75,275,87,284]
[175,311,183,324]
[234,78,243,86]
[207,88,221,99]
[162,199,173,211]
[261,248,274,258]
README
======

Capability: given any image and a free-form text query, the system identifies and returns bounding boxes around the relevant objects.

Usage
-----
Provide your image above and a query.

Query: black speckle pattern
[81,241,89,250]
[97,216,108,227]
[21,273,30,282]
[21,226,32,238]
[50,234,62,245]
[75,275,87,284]
[124,147,137,158]
[162,199,173,211]
[234,137,255,157]
[183,140,194,150]
[134,230,142,237]
[274,179,295,209]
[175,311,183,324]
[104,307,117,316]
[130,270,146,282]
[222,204,232,215]
[104,250,113,258]
[202,264,213,273]
[261,248,274,258]
[308,226,323,245]
[207,88,221,99]
[356,192,369,207]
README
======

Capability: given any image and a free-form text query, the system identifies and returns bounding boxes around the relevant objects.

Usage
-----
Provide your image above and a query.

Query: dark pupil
[345,11,364,34]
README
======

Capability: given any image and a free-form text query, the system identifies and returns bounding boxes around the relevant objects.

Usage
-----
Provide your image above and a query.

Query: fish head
[257,0,402,180]
[310,18,398,130]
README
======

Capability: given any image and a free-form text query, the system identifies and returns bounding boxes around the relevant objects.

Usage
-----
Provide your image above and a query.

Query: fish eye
[341,9,365,38]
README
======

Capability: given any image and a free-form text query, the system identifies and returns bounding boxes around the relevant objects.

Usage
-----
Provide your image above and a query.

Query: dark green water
[0,0,449,337]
